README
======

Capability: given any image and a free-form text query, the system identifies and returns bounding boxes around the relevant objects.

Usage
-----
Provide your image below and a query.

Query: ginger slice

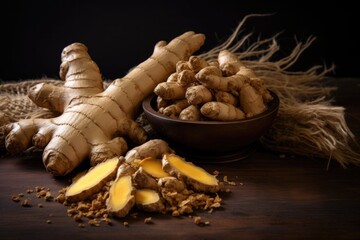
[125,139,172,163]
[133,167,158,190]
[158,176,186,192]
[162,154,220,193]
[106,175,135,218]
[139,157,170,178]
[135,189,165,213]
[65,157,121,202]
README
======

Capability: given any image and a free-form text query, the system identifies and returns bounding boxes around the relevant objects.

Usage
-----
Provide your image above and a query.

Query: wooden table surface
[0,78,359,240]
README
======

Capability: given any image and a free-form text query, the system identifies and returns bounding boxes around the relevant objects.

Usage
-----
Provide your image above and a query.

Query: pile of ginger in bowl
[142,50,279,161]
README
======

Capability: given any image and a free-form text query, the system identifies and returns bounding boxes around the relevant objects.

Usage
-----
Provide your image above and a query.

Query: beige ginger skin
[5,32,205,176]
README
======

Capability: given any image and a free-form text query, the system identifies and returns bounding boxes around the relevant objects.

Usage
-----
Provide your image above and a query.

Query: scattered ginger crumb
[21,199,31,207]
[35,186,44,192]
[46,220,51,224]
[45,191,53,201]
[144,217,152,224]
[130,213,138,219]
[227,181,236,186]
[88,219,100,227]
[78,223,85,228]
[38,203,43,208]
[194,216,202,225]
[11,195,20,202]
[222,175,237,186]
[223,176,228,182]
[123,221,129,227]
[27,189,34,194]
[18,193,24,197]
[101,217,112,225]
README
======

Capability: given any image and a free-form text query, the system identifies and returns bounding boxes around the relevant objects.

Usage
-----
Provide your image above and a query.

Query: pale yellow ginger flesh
[164,154,218,187]
[139,157,170,178]
[107,175,134,212]
[65,157,119,202]
[135,189,160,205]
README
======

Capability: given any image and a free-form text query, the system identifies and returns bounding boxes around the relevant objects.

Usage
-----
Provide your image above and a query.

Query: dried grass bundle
[199,14,359,167]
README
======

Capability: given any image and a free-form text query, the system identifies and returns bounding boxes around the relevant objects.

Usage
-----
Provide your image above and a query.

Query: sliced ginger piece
[135,189,165,213]
[158,176,186,192]
[65,157,121,202]
[133,167,158,190]
[106,175,135,218]
[162,154,220,193]
[139,157,170,178]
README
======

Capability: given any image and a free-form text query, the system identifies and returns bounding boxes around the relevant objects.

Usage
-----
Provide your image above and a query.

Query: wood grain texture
[0,78,359,240]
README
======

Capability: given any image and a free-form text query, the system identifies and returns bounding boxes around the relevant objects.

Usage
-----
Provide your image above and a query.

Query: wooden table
[1,78,359,240]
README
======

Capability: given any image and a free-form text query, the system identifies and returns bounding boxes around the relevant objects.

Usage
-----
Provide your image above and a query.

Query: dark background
[1,0,359,81]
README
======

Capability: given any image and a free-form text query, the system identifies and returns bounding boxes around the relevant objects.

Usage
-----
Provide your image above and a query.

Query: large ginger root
[5,32,205,175]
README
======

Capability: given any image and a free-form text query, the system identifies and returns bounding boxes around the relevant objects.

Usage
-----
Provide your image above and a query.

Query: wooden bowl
[142,91,279,162]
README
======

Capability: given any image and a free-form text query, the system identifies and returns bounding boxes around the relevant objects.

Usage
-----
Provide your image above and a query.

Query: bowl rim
[142,90,280,125]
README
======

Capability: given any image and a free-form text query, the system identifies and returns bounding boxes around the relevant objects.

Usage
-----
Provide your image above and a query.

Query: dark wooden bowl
[142,91,279,162]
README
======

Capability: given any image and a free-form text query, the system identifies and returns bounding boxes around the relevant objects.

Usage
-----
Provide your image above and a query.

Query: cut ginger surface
[65,157,120,201]
[139,157,170,178]
[135,189,160,205]
[164,154,218,186]
[107,175,134,212]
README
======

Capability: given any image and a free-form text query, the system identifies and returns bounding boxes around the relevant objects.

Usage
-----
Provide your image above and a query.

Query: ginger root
[154,82,187,100]
[5,32,205,176]
[201,101,245,121]
[179,105,201,121]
